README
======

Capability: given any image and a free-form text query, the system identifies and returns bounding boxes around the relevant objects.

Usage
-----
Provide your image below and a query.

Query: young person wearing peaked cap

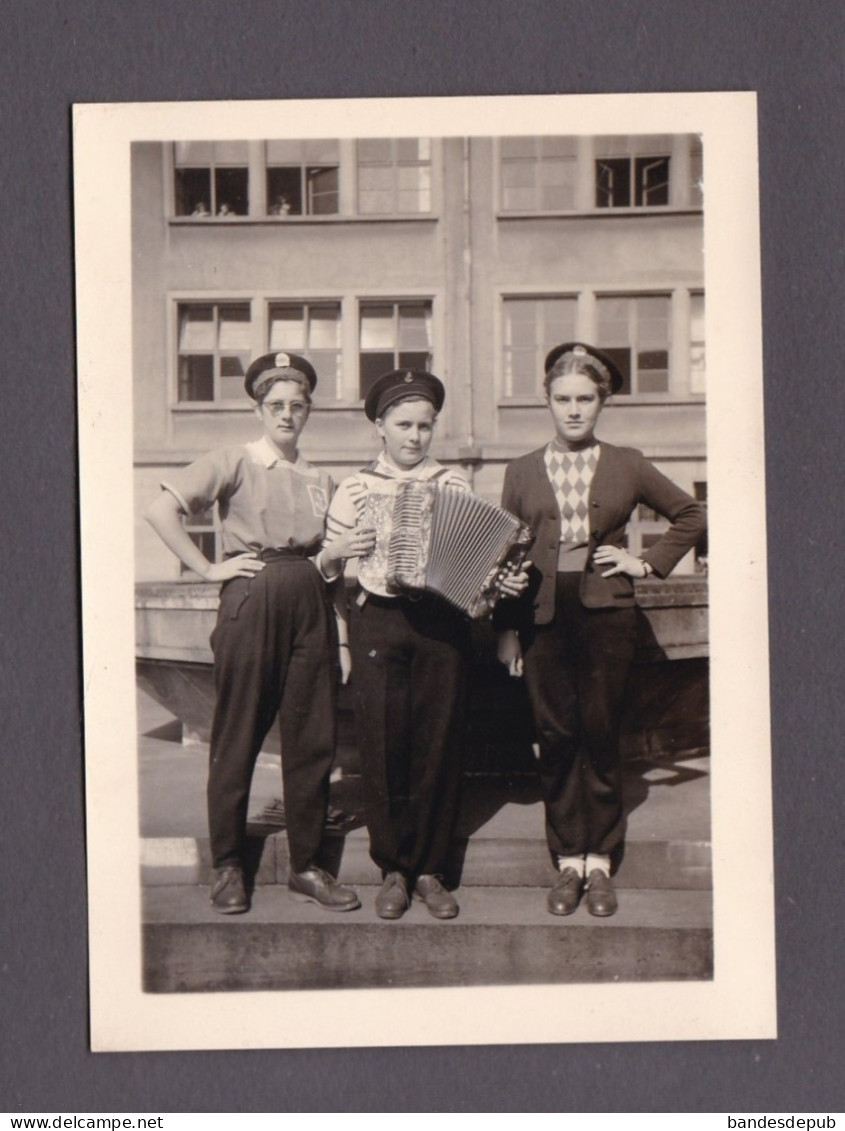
[318,370,528,922]
[146,351,360,915]
[494,343,706,917]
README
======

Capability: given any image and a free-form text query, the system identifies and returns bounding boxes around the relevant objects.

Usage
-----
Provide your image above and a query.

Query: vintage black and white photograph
[75,93,774,1051]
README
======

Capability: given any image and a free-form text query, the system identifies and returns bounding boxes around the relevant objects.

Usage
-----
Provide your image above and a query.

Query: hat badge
[573,345,587,357]
[274,352,291,368]
[404,372,414,383]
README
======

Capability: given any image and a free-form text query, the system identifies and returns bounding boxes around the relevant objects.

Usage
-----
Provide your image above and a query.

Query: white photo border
[74,92,774,1051]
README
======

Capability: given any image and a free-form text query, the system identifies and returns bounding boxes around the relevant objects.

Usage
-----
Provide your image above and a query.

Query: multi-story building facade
[133,134,705,581]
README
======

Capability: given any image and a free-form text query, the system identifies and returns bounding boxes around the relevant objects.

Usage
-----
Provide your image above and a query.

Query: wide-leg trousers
[350,593,471,879]
[522,572,637,858]
[207,558,336,874]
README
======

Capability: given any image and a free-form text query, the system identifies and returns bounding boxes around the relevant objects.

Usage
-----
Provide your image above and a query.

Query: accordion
[358,481,533,619]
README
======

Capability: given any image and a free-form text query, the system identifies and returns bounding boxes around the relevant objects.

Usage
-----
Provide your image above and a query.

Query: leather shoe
[375,872,410,920]
[210,866,250,914]
[414,874,459,920]
[547,867,583,916]
[585,869,618,917]
[288,865,361,912]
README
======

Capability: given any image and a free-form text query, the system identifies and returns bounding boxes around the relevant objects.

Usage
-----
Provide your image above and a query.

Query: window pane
[501,160,535,211]
[397,164,431,212]
[540,136,578,158]
[359,352,391,399]
[600,347,631,395]
[690,144,704,207]
[266,139,304,163]
[307,166,339,214]
[218,306,251,350]
[637,296,670,346]
[213,141,249,163]
[398,304,431,349]
[507,348,538,397]
[268,305,305,350]
[396,137,429,161]
[219,361,248,401]
[638,350,669,393]
[187,530,217,561]
[175,168,211,216]
[308,305,341,349]
[360,305,395,349]
[596,158,630,207]
[214,168,248,215]
[690,293,706,393]
[178,355,214,401]
[358,165,393,213]
[541,297,577,342]
[503,300,537,348]
[304,139,340,163]
[174,141,213,165]
[594,136,631,158]
[539,158,576,210]
[635,156,670,206]
[266,167,302,215]
[397,350,431,372]
[597,297,630,345]
[179,305,215,350]
[309,349,341,394]
[358,138,391,163]
[501,137,535,159]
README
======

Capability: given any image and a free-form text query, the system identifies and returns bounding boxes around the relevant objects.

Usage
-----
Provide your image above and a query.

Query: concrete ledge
[142,885,713,992]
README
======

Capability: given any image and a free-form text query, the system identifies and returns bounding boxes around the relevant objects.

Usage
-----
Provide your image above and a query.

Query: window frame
[357,297,436,400]
[171,142,251,218]
[173,299,255,405]
[499,136,579,214]
[500,293,580,398]
[355,138,434,217]
[594,292,673,396]
[266,299,344,400]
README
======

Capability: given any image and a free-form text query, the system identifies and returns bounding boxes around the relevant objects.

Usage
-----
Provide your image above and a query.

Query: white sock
[585,853,611,876]
[555,855,585,877]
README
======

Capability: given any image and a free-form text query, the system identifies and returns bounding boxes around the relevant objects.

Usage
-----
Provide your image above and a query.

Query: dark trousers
[522,572,637,858]
[350,594,470,879]
[207,559,336,874]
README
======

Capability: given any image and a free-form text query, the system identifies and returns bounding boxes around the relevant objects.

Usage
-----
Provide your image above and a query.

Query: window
[596,295,671,394]
[181,507,219,573]
[358,302,432,398]
[690,139,704,208]
[268,302,342,399]
[173,142,249,216]
[596,155,670,207]
[693,481,708,571]
[502,296,578,396]
[690,293,705,394]
[265,140,339,216]
[176,303,252,402]
[500,136,578,212]
[357,138,432,214]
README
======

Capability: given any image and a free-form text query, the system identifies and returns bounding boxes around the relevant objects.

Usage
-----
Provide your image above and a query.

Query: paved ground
[137,688,710,854]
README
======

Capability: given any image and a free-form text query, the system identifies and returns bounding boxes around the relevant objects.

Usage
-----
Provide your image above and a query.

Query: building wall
[133,135,705,582]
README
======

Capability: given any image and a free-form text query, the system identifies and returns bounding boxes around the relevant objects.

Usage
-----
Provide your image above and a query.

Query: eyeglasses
[262,400,309,417]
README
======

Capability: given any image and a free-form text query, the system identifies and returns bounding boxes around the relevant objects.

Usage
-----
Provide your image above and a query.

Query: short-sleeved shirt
[162,436,333,556]
[324,452,468,597]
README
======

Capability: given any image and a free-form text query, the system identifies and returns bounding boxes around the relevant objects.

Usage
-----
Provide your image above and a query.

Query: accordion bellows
[359,481,532,619]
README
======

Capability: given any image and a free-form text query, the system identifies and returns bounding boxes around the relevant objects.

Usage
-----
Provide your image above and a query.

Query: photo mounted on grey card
[75,92,774,1050]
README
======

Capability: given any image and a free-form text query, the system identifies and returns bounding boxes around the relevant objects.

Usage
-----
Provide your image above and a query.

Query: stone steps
[142,884,713,993]
[141,827,713,891]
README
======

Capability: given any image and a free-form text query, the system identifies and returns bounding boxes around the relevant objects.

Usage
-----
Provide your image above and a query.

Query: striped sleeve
[435,467,470,493]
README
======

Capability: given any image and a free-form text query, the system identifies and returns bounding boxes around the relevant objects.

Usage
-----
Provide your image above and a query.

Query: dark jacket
[495,441,707,627]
